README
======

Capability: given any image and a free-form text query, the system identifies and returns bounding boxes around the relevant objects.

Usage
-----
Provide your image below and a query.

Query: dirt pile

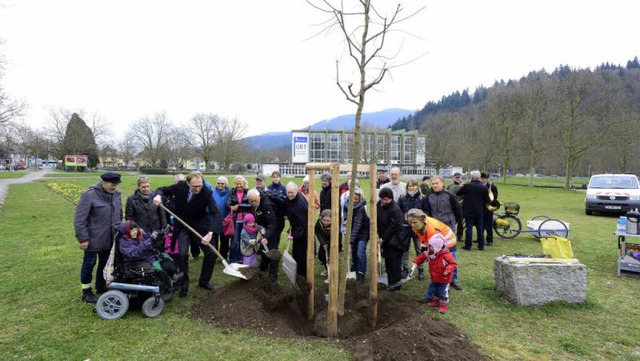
[193,273,485,360]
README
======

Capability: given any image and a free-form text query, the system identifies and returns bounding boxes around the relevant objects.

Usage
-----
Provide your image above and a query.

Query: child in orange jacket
[412,234,457,313]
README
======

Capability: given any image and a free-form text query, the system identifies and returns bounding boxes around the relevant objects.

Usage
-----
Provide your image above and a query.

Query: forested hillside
[391,57,640,187]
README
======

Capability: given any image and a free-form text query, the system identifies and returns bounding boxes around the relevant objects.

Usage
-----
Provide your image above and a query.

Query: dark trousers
[318,243,328,268]
[214,233,230,260]
[229,221,244,263]
[383,247,403,286]
[456,216,465,241]
[483,210,494,244]
[292,232,308,277]
[177,228,216,289]
[80,249,110,293]
[190,237,201,258]
[465,216,484,249]
[260,223,285,275]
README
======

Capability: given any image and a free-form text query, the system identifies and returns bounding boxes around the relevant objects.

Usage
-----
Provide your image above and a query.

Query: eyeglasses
[217,182,225,185]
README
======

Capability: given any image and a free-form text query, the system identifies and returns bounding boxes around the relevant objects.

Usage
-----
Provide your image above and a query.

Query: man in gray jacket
[74,172,123,303]
[427,175,462,290]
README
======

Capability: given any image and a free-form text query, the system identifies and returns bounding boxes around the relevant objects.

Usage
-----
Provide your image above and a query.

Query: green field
[0,171,29,179]
[1,173,639,360]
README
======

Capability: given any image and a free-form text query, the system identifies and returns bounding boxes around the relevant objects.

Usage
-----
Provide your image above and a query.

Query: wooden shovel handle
[158,203,226,262]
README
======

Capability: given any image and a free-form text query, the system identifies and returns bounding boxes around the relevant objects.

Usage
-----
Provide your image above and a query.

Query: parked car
[585,174,640,215]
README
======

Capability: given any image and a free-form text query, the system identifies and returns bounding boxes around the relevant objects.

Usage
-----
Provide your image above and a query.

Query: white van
[585,174,640,215]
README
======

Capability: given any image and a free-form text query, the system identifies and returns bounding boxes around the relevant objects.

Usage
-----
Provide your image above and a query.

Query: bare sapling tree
[189,113,220,171]
[309,0,423,322]
[212,116,247,172]
[129,111,173,167]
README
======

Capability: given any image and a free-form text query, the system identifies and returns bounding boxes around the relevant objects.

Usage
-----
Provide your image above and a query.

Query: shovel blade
[221,260,248,280]
[282,250,297,285]
[223,267,248,280]
[377,274,388,285]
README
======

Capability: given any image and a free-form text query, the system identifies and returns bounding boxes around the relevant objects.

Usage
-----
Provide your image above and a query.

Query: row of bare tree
[1,106,251,171]
[422,67,640,188]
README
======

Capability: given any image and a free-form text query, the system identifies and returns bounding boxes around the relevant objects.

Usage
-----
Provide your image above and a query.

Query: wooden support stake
[369,163,378,329]
[306,169,316,320]
[328,163,340,336]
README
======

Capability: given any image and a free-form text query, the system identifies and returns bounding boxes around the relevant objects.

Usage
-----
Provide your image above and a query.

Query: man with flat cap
[255,174,267,191]
[74,172,123,303]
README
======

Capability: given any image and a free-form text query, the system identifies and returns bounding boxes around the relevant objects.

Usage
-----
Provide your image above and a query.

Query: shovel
[259,229,281,261]
[282,230,297,285]
[377,243,388,285]
[158,204,249,280]
[401,263,417,284]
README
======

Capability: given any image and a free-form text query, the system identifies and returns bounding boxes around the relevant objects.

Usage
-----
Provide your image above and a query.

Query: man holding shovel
[153,171,221,298]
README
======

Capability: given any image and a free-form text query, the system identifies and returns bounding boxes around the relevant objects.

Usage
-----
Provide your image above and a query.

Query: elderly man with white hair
[380,167,406,202]
[247,188,279,281]
[285,181,309,278]
[456,170,491,251]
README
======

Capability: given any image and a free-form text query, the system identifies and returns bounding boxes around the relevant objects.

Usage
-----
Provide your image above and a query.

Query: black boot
[82,288,98,303]
[356,272,365,285]
[418,269,425,281]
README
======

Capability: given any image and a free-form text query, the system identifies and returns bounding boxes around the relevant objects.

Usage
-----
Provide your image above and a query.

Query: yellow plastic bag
[540,236,574,258]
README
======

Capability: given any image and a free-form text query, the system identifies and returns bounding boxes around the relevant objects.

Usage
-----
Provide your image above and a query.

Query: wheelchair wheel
[539,219,569,239]
[96,290,129,320]
[494,215,522,239]
[141,296,164,318]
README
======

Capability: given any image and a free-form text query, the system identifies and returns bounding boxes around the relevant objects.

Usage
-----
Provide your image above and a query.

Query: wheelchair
[95,223,175,320]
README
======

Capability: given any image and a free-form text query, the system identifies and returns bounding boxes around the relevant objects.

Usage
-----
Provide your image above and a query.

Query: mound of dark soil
[193,273,485,361]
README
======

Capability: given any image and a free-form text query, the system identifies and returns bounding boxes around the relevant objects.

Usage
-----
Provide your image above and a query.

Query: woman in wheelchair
[118,220,183,287]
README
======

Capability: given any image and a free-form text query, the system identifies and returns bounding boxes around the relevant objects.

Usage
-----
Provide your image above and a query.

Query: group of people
[74,168,499,314]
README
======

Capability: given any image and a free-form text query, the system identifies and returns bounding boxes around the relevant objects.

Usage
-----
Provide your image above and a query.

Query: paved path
[0,170,50,205]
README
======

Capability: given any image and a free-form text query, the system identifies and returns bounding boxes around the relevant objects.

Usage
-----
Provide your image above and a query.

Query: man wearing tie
[153,171,221,298]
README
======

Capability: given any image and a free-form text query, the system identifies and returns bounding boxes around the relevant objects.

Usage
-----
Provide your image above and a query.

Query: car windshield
[589,176,638,189]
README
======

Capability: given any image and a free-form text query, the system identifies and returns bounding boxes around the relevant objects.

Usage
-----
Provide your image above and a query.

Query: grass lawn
[2,174,640,360]
[0,171,29,179]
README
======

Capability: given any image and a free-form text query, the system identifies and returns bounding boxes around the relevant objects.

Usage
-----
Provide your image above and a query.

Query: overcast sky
[1,0,639,140]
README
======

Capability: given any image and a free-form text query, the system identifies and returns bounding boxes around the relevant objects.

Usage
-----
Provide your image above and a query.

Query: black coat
[125,190,167,233]
[285,193,309,241]
[397,192,431,215]
[254,193,278,243]
[456,180,491,218]
[155,180,221,236]
[319,184,333,212]
[377,199,405,256]
[343,200,370,244]
[226,188,253,219]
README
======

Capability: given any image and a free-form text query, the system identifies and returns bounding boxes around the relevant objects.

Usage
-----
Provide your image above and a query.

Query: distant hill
[244,108,412,151]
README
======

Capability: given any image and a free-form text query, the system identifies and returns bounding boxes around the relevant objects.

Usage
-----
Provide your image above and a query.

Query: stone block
[493,256,587,306]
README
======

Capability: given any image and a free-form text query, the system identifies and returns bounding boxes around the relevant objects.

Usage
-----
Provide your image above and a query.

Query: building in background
[263,129,458,178]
